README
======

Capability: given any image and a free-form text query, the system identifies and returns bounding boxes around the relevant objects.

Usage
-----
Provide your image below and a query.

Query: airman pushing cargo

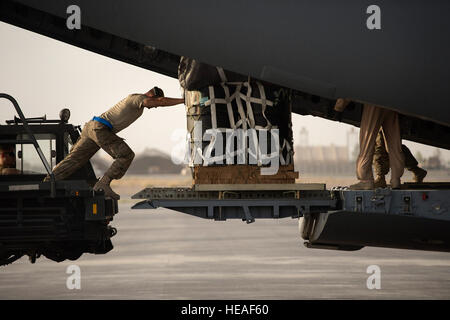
[45,87,184,199]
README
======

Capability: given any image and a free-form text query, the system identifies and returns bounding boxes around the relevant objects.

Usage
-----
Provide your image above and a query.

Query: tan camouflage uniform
[373,129,419,176]
[51,94,146,181]
[356,104,405,185]
[51,120,134,180]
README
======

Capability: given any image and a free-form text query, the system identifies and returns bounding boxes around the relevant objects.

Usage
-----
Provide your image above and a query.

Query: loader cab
[0,113,97,184]
[0,97,118,266]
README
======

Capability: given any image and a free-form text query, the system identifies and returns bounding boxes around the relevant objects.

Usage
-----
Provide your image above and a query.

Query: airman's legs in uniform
[351,104,405,190]
[46,121,135,200]
[373,129,390,187]
[373,130,427,187]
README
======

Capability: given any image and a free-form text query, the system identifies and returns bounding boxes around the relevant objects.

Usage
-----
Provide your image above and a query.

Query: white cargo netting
[185,67,293,167]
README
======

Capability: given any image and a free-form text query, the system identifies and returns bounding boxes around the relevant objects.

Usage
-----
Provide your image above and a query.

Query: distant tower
[299,127,309,146]
[346,127,359,161]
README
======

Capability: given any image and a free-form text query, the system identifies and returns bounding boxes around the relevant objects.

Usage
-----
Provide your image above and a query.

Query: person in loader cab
[44,87,184,200]
[0,143,20,175]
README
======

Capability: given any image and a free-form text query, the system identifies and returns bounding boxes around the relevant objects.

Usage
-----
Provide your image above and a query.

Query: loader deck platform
[131,184,336,223]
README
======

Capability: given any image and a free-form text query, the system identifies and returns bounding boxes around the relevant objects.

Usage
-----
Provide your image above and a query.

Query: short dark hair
[149,86,164,97]
[0,144,15,151]
[0,135,16,151]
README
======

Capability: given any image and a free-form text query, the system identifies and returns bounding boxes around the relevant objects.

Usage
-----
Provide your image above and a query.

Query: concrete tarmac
[1,203,450,299]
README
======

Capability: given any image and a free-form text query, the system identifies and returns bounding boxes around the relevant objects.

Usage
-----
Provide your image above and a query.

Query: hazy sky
[1,22,448,163]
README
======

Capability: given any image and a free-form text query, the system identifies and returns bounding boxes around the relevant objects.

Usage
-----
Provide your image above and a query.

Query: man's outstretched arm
[143,97,184,108]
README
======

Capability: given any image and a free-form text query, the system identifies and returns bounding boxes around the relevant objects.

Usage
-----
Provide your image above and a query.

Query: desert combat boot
[411,166,427,183]
[93,176,120,200]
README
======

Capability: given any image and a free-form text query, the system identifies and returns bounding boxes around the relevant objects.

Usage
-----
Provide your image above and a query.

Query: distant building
[296,145,349,162]
[294,145,353,174]
[127,148,186,175]
[293,126,355,174]
[91,148,187,176]
[346,128,359,161]
[298,127,309,146]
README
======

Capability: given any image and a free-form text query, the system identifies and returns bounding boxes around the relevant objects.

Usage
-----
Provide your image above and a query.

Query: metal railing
[0,93,56,197]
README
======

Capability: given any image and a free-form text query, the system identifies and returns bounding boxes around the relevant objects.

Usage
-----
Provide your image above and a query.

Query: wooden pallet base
[193,165,299,184]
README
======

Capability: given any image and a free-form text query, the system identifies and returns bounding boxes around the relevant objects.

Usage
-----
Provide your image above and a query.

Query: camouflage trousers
[373,130,418,177]
[356,104,405,183]
[51,120,135,181]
